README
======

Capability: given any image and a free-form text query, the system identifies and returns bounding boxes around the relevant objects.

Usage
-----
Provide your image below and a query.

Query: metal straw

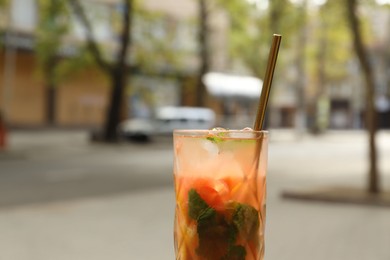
[254,34,282,130]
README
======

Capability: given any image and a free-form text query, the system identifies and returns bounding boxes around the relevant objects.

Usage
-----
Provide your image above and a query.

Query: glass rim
[173,129,268,137]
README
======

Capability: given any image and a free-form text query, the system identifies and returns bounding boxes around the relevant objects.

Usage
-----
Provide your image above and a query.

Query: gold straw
[254,34,282,130]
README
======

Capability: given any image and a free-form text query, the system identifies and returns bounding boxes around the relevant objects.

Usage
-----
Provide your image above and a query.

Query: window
[10,0,37,31]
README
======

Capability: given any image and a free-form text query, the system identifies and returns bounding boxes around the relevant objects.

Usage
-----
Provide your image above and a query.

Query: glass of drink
[173,129,268,260]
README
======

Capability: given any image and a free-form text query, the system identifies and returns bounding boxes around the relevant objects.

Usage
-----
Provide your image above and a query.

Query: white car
[119,106,216,141]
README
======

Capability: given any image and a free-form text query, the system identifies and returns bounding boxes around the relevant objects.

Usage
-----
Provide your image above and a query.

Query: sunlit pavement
[0,129,389,260]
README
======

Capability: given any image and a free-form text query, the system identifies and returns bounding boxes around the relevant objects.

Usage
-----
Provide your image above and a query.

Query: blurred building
[0,0,116,127]
[272,4,390,131]
[0,0,229,128]
[327,6,390,130]
[1,1,389,130]
[370,7,390,129]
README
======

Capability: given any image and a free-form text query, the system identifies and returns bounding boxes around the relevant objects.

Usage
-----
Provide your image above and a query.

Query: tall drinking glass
[173,129,268,260]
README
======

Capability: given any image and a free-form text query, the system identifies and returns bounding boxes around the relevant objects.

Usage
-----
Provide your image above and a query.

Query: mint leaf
[197,212,230,259]
[206,130,229,144]
[228,221,238,244]
[223,245,246,260]
[188,188,216,221]
[232,203,260,241]
[188,190,257,259]
[188,189,232,258]
[207,136,224,144]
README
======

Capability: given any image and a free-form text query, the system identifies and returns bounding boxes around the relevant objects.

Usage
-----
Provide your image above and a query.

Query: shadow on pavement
[0,169,174,209]
[0,131,174,209]
[282,186,390,208]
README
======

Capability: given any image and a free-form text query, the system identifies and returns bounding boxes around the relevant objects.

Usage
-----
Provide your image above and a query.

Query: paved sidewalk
[0,129,389,260]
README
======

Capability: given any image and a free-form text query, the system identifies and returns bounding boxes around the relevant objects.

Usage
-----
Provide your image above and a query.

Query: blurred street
[1,0,390,259]
[0,129,390,260]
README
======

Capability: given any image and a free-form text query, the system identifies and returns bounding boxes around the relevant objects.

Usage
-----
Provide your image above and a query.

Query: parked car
[119,106,216,141]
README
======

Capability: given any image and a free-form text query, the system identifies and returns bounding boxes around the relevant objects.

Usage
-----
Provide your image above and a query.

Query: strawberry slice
[192,178,229,211]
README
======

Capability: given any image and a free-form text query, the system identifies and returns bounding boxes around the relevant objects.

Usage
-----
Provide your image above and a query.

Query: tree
[195,0,210,107]
[223,3,269,79]
[194,0,284,107]
[36,0,69,125]
[346,0,379,193]
[221,0,300,77]
[131,9,185,74]
[222,0,301,129]
[68,0,133,142]
[291,0,308,134]
[306,0,355,132]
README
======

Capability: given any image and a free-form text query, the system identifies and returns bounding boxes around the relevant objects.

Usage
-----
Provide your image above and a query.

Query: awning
[203,72,263,99]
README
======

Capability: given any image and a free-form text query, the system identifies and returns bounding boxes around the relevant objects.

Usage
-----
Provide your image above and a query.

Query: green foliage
[304,0,376,85]
[217,0,301,78]
[36,0,69,60]
[35,0,104,86]
[0,0,8,7]
[305,0,353,83]
[215,0,380,99]
[35,0,70,84]
[132,7,187,74]
[55,46,99,81]
[0,0,9,48]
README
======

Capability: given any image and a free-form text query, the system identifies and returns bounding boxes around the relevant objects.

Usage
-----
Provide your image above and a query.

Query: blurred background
[0,0,390,259]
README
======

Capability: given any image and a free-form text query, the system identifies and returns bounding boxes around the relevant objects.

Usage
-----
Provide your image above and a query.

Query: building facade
[0,0,230,128]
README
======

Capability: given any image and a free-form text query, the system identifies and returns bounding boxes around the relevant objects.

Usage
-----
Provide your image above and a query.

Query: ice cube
[214,152,245,179]
[211,127,227,131]
[209,127,227,135]
[202,139,219,156]
[229,131,255,139]
[241,127,253,131]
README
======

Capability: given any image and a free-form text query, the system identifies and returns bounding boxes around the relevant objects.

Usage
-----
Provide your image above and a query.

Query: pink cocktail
[173,129,268,260]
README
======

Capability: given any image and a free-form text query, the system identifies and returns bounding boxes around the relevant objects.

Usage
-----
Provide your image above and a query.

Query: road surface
[0,130,389,260]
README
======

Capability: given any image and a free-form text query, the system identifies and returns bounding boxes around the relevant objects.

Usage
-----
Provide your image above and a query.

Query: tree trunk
[312,12,327,133]
[196,0,209,107]
[102,0,132,142]
[46,84,56,125]
[45,57,58,126]
[294,0,307,135]
[69,0,133,142]
[104,68,127,141]
[346,0,379,193]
